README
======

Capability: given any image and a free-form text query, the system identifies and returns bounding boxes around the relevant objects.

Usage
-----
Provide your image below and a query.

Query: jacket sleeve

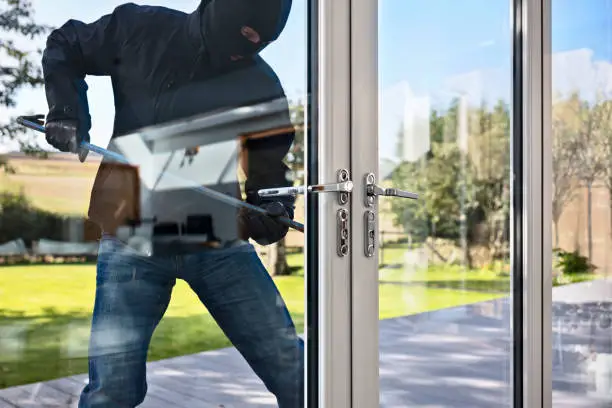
[243,122,295,210]
[41,5,128,129]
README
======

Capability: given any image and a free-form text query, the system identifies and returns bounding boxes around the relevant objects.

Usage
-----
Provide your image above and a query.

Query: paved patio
[0,280,610,407]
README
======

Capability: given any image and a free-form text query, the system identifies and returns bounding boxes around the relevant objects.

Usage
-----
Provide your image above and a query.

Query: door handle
[257,180,354,197]
[259,169,353,257]
[364,173,418,207]
[366,185,418,200]
[363,173,419,257]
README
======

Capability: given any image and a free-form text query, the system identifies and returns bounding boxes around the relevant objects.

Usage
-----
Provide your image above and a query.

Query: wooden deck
[0,281,610,407]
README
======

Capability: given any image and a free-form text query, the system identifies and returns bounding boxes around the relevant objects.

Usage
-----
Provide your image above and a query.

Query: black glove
[239,200,294,246]
[45,120,80,153]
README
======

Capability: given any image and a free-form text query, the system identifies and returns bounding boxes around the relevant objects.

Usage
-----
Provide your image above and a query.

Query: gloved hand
[45,120,80,153]
[238,200,294,246]
[45,119,89,162]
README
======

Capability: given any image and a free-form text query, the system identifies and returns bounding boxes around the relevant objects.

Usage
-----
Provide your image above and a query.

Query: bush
[553,249,595,275]
[0,191,67,246]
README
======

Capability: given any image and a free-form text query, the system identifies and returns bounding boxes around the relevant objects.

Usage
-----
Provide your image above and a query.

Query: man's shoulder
[111,3,187,24]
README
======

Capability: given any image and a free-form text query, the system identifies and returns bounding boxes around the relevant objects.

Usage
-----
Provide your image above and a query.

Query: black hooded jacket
[42,1,295,237]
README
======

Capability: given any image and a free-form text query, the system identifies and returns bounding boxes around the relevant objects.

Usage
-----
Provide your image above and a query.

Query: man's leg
[79,237,175,408]
[182,244,304,408]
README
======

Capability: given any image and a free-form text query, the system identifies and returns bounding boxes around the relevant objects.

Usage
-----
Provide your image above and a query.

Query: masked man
[41,1,302,407]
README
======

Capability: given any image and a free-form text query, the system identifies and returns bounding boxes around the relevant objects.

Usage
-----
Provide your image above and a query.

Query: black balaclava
[201,0,291,67]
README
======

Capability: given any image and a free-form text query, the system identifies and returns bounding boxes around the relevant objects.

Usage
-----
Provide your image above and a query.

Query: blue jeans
[79,236,304,408]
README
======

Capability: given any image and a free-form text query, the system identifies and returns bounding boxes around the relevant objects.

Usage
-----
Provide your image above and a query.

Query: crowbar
[16,115,305,233]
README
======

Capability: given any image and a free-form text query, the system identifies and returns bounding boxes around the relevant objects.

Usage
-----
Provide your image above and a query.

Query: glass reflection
[551,1,612,405]
[377,1,513,406]
[0,1,305,407]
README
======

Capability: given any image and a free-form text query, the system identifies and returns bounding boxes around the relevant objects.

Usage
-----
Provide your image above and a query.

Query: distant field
[0,154,309,245]
[0,155,101,216]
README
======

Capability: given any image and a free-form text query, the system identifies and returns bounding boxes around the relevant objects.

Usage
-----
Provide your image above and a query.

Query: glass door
[0,1,354,407]
[350,0,523,406]
[546,0,612,406]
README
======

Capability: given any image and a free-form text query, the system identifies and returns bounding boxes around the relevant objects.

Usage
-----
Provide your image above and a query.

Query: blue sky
[6,0,612,159]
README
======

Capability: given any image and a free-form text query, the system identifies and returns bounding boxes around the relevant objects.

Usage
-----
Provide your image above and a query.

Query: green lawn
[0,263,501,388]
[380,262,597,292]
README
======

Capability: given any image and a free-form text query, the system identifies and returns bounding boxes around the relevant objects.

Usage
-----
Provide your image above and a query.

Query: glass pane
[0,1,308,407]
[377,1,513,406]
[550,1,612,406]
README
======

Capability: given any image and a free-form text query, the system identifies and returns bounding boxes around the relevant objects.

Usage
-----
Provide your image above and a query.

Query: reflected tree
[593,99,612,255]
[0,0,50,171]
[467,101,511,263]
[551,96,581,248]
[389,99,511,269]
[566,93,607,261]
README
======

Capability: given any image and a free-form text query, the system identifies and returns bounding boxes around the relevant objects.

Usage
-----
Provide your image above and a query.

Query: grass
[0,262,500,388]
[379,250,598,292]
[0,157,594,388]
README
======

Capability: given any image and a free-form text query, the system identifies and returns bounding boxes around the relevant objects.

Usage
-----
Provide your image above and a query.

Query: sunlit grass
[0,263,500,388]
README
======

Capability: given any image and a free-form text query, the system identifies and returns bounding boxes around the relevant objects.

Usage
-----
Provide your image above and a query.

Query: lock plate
[337,209,349,257]
[364,210,376,257]
[337,169,350,205]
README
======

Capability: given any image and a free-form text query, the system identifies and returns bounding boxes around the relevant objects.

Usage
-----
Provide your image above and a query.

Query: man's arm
[243,129,295,206]
[42,5,129,128]
[240,127,296,245]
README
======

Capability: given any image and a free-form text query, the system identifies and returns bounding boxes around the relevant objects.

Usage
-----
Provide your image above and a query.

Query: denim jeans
[78,235,304,408]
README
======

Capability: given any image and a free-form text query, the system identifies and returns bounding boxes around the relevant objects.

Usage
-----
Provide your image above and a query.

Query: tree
[565,93,607,261]
[388,98,513,269]
[467,100,511,261]
[0,0,50,170]
[592,99,612,252]
[287,100,305,184]
[389,141,478,266]
[551,98,580,248]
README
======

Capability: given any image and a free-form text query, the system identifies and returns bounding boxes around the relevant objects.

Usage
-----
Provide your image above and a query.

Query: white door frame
[519,0,552,406]
[310,0,353,406]
[349,0,380,406]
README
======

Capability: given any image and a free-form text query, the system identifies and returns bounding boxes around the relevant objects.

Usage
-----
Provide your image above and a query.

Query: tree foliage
[389,99,510,266]
[388,91,612,266]
[0,0,50,169]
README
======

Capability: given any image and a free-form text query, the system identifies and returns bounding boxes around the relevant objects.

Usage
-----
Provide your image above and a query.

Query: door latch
[258,169,352,257]
[364,210,376,257]
[258,169,353,206]
[364,173,418,207]
[363,173,418,256]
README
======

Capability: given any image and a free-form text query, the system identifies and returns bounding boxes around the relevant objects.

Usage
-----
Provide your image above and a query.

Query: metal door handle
[258,181,354,197]
[364,173,418,207]
[258,169,353,258]
[366,184,418,200]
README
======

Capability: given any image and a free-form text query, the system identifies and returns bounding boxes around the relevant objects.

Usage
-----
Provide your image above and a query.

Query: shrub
[553,249,595,275]
[0,191,66,246]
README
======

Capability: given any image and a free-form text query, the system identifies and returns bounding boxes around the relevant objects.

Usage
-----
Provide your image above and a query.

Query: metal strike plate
[364,210,376,257]
[337,169,350,205]
[337,208,349,257]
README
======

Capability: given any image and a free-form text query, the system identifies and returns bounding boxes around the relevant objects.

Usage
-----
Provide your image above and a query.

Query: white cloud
[552,48,612,100]
[378,48,612,163]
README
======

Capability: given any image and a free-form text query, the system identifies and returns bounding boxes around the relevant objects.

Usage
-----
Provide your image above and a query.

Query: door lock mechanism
[258,169,353,206]
[258,169,352,257]
[364,173,418,207]
[364,210,376,257]
[363,173,418,256]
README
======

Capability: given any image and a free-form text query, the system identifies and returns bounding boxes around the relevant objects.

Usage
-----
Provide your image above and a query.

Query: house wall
[555,180,612,276]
